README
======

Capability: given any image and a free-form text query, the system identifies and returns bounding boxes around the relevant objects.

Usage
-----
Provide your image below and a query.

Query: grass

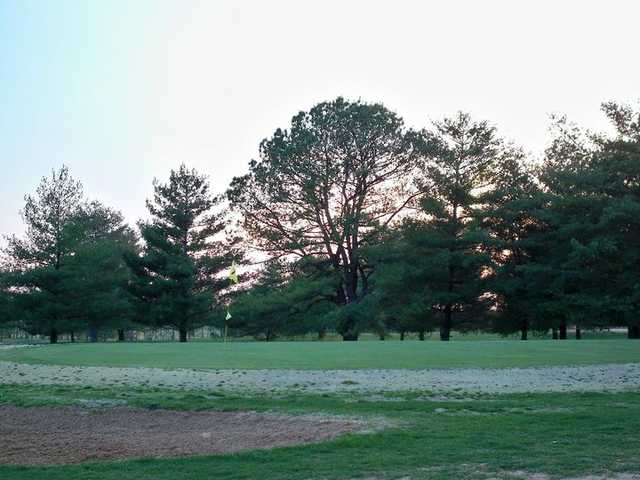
[1,383,639,479]
[1,338,639,370]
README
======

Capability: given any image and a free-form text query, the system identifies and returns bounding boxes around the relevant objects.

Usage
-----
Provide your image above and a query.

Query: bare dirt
[0,404,363,465]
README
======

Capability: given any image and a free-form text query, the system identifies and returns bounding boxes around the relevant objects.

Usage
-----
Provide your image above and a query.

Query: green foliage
[517,101,640,338]
[125,165,236,341]
[63,208,138,340]
[378,113,502,341]
[2,167,136,342]
[228,97,425,339]
[3,99,640,343]
[368,102,640,341]
[229,259,337,340]
[0,269,14,326]
[4,166,83,270]
[479,153,546,338]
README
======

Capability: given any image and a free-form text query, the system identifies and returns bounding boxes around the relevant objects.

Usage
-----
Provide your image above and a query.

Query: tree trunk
[440,306,452,341]
[419,330,426,341]
[629,325,640,339]
[178,328,188,342]
[559,323,567,340]
[117,329,125,342]
[50,328,58,344]
[552,327,558,340]
[521,319,528,340]
[575,326,582,340]
[443,200,458,342]
[88,326,98,343]
[400,331,405,341]
[318,329,326,340]
[70,331,75,343]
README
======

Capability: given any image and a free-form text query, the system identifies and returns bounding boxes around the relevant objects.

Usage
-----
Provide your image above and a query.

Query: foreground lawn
[1,339,639,370]
[1,384,639,479]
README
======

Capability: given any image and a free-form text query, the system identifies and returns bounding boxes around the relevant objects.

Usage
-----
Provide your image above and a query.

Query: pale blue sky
[2,0,639,237]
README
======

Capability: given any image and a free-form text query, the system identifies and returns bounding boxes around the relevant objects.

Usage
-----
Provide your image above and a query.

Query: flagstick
[225,260,238,344]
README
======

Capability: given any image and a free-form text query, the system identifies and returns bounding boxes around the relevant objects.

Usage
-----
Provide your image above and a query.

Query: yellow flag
[228,261,239,284]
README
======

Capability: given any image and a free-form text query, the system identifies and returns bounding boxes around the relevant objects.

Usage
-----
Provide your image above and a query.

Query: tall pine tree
[3,167,136,342]
[126,165,234,342]
[3,166,83,343]
[479,153,545,339]
[412,113,501,340]
[62,201,138,342]
[228,98,424,340]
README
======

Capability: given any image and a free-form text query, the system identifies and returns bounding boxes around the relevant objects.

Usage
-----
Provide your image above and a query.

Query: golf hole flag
[224,261,239,342]
[228,261,239,284]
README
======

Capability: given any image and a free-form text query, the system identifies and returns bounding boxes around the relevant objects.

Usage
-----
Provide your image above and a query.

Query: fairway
[2,339,639,370]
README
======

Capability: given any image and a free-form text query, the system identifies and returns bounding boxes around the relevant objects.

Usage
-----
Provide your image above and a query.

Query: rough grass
[1,384,639,479]
[1,339,639,370]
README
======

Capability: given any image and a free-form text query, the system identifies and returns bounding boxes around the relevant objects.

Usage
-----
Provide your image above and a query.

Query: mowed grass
[1,338,639,369]
[1,384,640,479]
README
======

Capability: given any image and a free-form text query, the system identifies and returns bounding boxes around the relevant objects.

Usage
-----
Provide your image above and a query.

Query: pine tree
[230,258,337,341]
[582,102,640,338]
[364,227,437,340]
[412,113,500,340]
[530,106,640,339]
[3,166,84,343]
[479,153,545,340]
[3,167,136,343]
[228,98,424,340]
[0,268,13,327]
[62,201,138,342]
[126,165,234,342]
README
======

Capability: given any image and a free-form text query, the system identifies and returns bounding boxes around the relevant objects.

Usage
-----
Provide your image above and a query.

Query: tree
[228,98,424,340]
[3,166,84,343]
[503,102,640,342]
[596,101,640,338]
[62,201,138,342]
[229,259,336,341]
[3,166,139,343]
[544,102,640,339]
[126,165,234,342]
[528,105,640,340]
[229,260,290,341]
[0,268,13,327]
[479,154,546,340]
[364,228,437,340]
[412,113,501,340]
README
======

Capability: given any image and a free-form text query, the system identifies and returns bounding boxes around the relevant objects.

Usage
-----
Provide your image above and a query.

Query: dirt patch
[0,404,363,465]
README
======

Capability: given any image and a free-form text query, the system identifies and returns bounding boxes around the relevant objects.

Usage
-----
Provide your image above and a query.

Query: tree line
[1,98,639,342]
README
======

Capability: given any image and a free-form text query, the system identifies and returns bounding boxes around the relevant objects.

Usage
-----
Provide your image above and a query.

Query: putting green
[1,339,639,370]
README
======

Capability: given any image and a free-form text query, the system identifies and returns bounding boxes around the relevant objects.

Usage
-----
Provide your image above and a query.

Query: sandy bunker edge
[0,403,374,466]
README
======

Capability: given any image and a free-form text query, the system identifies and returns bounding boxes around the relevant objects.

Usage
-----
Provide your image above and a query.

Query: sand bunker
[0,404,362,465]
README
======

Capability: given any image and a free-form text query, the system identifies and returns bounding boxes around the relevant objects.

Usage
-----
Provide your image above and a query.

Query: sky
[1,0,639,238]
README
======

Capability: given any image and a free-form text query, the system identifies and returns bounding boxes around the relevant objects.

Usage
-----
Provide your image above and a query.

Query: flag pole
[224,309,231,343]
[225,261,238,343]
